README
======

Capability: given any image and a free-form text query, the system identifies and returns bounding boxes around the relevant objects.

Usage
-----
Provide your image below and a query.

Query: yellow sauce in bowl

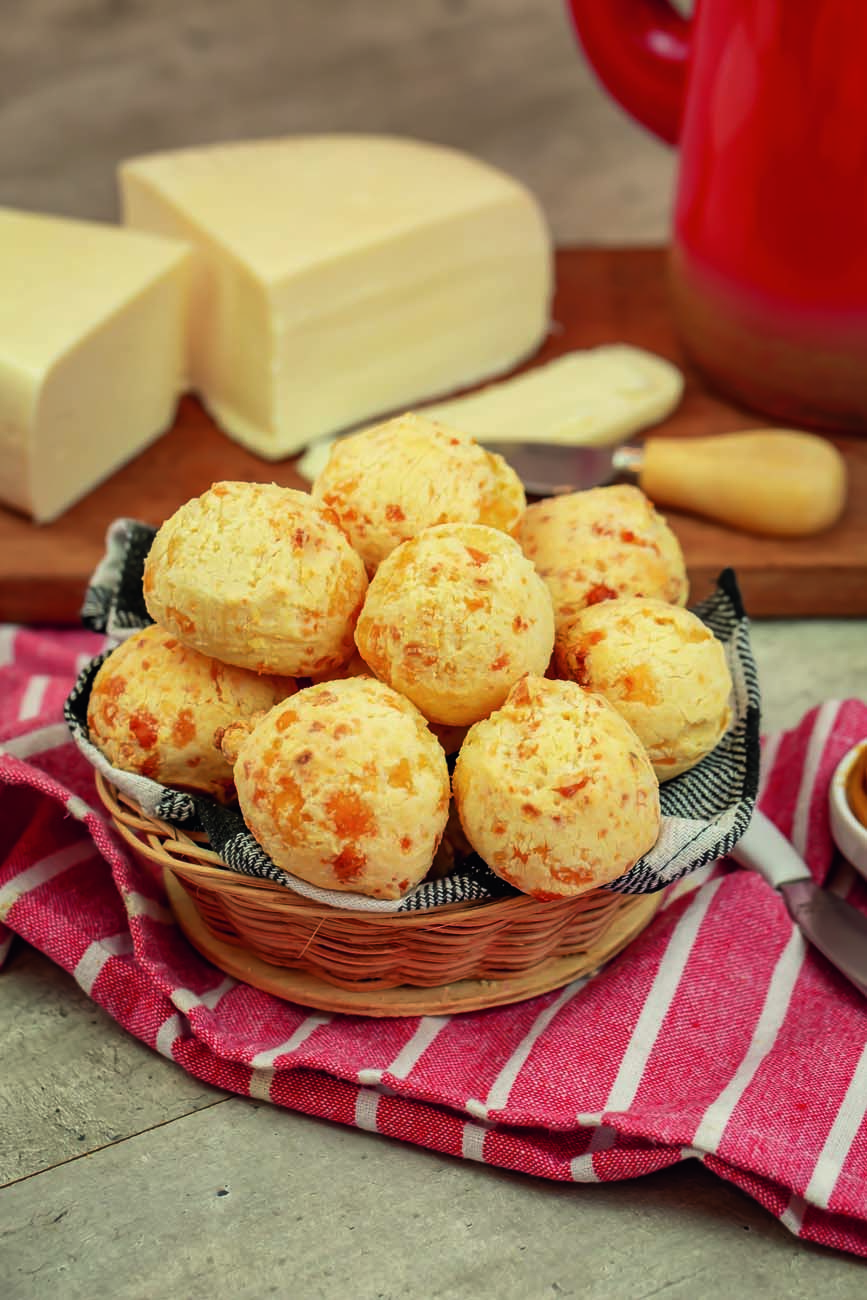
[845,745,867,830]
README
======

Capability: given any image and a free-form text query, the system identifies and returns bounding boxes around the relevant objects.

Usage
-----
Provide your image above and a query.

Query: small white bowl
[829,741,867,880]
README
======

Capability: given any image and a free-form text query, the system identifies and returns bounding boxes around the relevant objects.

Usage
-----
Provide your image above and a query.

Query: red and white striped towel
[2,624,867,1257]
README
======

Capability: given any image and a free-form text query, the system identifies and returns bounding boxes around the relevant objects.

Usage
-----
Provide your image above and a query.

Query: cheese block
[0,208,190,523]
[119,135,553,459]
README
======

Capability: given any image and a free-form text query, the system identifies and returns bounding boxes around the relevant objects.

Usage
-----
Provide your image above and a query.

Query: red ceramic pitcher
[566,0,867,431]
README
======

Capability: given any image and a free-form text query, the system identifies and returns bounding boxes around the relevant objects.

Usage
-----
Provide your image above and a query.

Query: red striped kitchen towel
[2,623,867,1257]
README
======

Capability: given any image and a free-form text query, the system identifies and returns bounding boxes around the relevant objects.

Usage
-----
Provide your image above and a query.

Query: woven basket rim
[94,771,617,925]
[93,772,666,1004]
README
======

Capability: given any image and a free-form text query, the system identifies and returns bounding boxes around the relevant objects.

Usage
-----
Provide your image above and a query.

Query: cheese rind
[0,208,190,523]
[119,135,553,458]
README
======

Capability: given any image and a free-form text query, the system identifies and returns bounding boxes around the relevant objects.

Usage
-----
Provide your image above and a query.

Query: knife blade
[481,429,847,538]
[729,808,867,998]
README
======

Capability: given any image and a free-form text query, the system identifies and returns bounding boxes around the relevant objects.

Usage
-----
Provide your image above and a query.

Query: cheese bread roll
[231,677,450,900]
[453,675,660,898]
[311,412,525,572]
[143,481,368,677]
[554,597,733,780]
[87,623,295,800]
[515,484,688,630]
[355,523,555,727]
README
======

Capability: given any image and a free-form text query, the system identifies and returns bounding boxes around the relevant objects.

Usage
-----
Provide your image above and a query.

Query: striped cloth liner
[2,622,867,1257]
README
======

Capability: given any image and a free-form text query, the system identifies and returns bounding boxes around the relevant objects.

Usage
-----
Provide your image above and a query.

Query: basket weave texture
[97,773,653,992]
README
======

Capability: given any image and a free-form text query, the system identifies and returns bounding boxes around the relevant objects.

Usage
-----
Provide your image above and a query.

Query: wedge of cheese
[0,208,190,523]
[119,135,553,459]
[295,345,685,484]
[423,345,684,444]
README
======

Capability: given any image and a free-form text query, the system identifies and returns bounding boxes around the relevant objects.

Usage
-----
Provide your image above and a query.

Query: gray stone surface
[750,621,867,735]
[2,0,867,1293]
[3,1098,865,1300]
[0,945,226,1185]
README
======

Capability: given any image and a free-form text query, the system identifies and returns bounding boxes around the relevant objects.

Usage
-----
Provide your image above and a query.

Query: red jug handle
[565,0,691,145]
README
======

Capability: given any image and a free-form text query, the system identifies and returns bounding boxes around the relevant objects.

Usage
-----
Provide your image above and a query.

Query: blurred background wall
[0,0,676,243]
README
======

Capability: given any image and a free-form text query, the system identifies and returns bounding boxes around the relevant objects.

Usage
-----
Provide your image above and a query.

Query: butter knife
[481,429,847,537]
[730,809,867,998]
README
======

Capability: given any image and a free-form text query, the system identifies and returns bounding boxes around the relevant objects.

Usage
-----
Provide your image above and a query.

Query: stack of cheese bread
[87,414,733,903]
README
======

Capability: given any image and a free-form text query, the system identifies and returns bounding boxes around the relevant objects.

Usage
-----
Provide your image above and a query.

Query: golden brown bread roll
[143,480,368,677]
[230,677,451,900]
[453,674,660,898]
[355,522,555,727]
[311,412,525,572]
[515,484,688,630]
[87,623,295,799]
[554,597,733,779]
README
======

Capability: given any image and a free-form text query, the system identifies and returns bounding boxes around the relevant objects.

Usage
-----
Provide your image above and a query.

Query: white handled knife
[730,809,867,998]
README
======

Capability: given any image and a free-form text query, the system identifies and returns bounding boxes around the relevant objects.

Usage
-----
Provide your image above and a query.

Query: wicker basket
[96,773,663,1012]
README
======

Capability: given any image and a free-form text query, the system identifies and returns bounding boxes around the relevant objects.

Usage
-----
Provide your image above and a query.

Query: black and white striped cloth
[80,517,156,641]
[68,519,760,913]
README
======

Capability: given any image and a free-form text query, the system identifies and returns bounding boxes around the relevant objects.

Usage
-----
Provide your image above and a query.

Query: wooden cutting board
[1,247,864,625]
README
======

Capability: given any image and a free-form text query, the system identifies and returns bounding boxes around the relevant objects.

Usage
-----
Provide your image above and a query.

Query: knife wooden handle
[637,430,847,536]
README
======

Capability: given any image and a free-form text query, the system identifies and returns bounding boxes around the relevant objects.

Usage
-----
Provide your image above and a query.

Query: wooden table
[1,247,865,624]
